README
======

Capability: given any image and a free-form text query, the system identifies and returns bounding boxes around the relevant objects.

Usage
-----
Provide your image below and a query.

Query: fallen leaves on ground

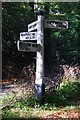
[42,108,80,119]
[9,107,80,119]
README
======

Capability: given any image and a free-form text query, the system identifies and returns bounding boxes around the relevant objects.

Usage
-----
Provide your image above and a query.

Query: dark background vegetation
[2,2,80,79]
[1,2,80,119]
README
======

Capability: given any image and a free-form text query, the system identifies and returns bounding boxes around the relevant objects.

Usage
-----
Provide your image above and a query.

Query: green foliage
[2,2,35,70]
[0,93,14,107]
[44,2,80,68]
[2,109,19,118]
[2,2,33,49]
[17,97,37,107]
[45,80,80,107]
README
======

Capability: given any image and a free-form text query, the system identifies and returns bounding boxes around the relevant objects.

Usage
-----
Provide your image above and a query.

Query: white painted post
[35,9,45,102]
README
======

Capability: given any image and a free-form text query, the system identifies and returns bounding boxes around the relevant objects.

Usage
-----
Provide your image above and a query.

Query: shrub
[45,80,80,106]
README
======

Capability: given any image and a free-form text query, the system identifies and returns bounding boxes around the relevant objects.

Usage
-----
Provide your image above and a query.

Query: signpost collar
[36,9,44,16]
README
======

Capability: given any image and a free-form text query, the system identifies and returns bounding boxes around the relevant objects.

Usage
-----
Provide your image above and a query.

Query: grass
[0,93,14,108]
[2,79,80,119]
[2,101,80,119]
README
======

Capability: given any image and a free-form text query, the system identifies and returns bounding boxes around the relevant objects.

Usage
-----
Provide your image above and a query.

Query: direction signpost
[20,32,37,40]
[28,20,37,32]
[17,8,68,104]
[44,20,68,29]
[17,41,40,52]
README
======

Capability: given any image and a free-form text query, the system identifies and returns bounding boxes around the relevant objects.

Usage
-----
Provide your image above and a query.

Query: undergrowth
[45,79,80,107]
[2,80,80,118]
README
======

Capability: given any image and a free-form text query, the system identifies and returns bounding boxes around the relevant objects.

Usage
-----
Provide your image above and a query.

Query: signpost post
[35,9,45,102]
